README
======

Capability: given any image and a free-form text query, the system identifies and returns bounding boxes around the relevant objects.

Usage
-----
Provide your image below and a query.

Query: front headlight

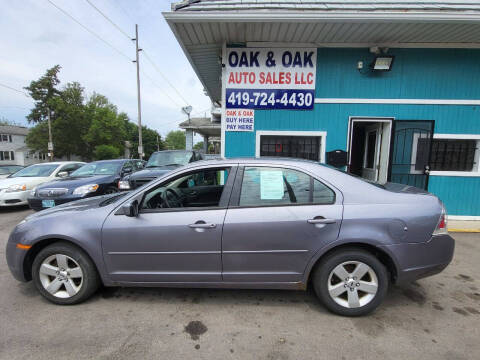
[30,187,37,197]
[6,184,27,193]
[73,184,99,196]
[118,180,130,190]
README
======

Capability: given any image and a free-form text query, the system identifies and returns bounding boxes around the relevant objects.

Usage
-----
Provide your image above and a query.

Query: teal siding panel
[428,177,480,216]
[316,48,480,100]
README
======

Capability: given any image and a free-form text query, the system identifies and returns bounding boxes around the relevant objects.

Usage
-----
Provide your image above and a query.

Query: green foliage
[193,141,204,151]
[24,66,164,161]
[24,65,61,123]
[93,145,120,160]
[165,130,186,150]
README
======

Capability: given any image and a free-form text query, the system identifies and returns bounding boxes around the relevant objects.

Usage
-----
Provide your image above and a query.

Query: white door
[361,124,382,181]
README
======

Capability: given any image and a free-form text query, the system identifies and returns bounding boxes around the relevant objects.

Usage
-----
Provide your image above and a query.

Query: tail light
[433,205,448,235]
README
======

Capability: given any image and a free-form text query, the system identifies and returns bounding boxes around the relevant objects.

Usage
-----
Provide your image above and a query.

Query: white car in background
[0,162,84,207]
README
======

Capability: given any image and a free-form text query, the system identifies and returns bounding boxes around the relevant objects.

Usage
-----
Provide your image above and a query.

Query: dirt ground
[1,206,479,360]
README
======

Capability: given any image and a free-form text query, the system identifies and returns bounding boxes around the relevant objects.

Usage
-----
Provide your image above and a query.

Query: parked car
[28,159,141,211]
[6,158,454,316]
[0,162,84,207]
[118,150,203,190]
[0,165,24,179]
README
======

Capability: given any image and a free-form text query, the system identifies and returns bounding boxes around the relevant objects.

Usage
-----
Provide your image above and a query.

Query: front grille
[131,178,155,189]
[37,188,69,198]
[5,199,22,204]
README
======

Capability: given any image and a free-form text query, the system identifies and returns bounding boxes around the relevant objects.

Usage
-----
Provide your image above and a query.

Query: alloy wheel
[327,261,378,308]
[38,254,83,298]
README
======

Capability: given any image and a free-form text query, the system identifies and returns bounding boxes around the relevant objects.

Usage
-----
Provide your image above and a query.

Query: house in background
[0,125,50,166]
[164,0,480,219]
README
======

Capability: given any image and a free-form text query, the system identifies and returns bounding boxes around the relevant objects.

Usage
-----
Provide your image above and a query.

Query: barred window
[429,139,478,172]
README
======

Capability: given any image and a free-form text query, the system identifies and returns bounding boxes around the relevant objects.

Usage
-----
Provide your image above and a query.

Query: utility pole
[133,24,143,159]
[47,107,54,161]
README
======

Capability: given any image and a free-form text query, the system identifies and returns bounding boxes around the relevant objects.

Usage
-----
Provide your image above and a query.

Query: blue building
[165,1,480,218]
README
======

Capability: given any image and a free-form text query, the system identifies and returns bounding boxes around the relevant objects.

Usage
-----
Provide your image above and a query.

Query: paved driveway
[1,207,479,360]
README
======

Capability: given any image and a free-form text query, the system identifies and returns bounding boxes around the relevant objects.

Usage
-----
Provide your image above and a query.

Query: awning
[164,0,480,103]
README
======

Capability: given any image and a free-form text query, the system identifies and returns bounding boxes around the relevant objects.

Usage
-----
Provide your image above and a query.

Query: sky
[0,0,211,140]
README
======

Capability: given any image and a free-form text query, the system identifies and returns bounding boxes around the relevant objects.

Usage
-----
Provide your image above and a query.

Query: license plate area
[42,200,55,208]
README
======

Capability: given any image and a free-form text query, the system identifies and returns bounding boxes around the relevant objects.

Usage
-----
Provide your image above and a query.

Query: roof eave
[163,11,480,24]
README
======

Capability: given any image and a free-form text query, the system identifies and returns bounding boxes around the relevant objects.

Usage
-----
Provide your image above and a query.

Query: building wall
[224,48,480,216]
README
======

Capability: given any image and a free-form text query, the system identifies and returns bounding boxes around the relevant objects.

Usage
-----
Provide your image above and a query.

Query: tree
[165,130,186,150]
[124,119,164,159]
[83,93,126,159]
[24,65,61,123]
[94,145,120,160]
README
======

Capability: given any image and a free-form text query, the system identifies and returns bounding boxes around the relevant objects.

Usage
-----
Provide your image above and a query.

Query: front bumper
[380,234,455,285]
[6,238,29,282]
[28,195,84,211]
[0,190,29,206]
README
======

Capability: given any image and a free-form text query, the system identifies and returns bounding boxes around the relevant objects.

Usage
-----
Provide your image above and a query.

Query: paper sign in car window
[260,170,284,200]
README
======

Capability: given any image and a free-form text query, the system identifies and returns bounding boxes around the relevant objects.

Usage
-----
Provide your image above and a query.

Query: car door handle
[188,222,216,229]
[307,218,336,224]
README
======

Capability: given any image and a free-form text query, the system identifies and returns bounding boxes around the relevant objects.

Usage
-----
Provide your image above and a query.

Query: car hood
[0,177,49,189]
[25,193,122,220]
[36,175,116,190]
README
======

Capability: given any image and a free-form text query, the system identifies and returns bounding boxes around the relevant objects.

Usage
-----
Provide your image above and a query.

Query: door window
[141,168,230,210]
[239,167,334,206]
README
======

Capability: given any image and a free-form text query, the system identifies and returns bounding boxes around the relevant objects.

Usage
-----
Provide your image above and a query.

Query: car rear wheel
[32,243,100,305]
[312,248,388,316]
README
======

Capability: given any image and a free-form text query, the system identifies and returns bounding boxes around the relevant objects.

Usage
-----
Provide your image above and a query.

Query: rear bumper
[380,234,455,285]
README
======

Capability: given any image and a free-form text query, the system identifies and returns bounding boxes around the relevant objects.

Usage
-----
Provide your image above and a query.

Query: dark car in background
[0,165,24,179]
[118,150,203,190]
[28,159,141,211]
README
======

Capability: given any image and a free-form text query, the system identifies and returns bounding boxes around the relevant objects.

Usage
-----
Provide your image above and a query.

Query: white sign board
[226,48,317,110]
[225,109,254,132]
[260,170,284,200]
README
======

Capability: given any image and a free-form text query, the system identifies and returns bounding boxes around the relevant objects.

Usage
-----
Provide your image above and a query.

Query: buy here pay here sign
[225,48,317,110]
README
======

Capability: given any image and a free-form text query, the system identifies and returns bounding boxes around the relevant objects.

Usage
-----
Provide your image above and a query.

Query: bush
[93,145,120,160]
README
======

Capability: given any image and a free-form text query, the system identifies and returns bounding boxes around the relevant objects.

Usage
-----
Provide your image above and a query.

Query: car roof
[89,159,129,163]
[28,161,83,166]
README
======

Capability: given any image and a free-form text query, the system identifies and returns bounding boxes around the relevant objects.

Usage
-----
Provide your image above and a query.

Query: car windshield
[10,164,59,178]
[0,166,20,175]
[71,162,121,177]
[146,151,193,168]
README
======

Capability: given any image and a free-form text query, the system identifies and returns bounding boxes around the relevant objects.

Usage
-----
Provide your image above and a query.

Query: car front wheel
[312,248,388,316]
[32,242,100,305]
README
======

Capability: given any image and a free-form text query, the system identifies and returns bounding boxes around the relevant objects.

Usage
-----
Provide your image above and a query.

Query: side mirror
[122,200,139,217]
[57,171,69,178]
[123,167,133,175]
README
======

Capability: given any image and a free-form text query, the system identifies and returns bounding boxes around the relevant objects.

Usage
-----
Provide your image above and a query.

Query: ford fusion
[6,159,454,316]
[28,159,138,211]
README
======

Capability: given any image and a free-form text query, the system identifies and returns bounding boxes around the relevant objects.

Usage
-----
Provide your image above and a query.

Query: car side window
[57,163,81,176]
[141,167,230,211]
[122,161,133,173]
[239,167,311,206]
[239,167,335,207]
[313,179,335,204]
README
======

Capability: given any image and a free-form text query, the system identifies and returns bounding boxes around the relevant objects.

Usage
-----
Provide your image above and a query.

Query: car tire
[312,248,388,317]
[32,242,100,305]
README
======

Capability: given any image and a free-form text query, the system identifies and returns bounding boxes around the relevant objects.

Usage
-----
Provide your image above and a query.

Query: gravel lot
[1,207,479,360]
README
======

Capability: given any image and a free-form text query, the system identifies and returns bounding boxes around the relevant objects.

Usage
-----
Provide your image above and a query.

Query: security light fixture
[371,55,395,71]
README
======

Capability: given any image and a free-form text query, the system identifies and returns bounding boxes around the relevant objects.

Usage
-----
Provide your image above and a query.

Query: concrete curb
[448,228,480,233]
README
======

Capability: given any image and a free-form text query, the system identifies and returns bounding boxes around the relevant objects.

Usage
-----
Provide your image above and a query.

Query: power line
[0,83,30,97]
[45,0,131,61]
[84,0,131,40]
[142,50,189,105]
[141,70,182,107]
[85,0,190,106]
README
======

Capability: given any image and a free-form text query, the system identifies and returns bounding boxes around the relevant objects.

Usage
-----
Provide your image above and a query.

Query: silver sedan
[6,158,454,316]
